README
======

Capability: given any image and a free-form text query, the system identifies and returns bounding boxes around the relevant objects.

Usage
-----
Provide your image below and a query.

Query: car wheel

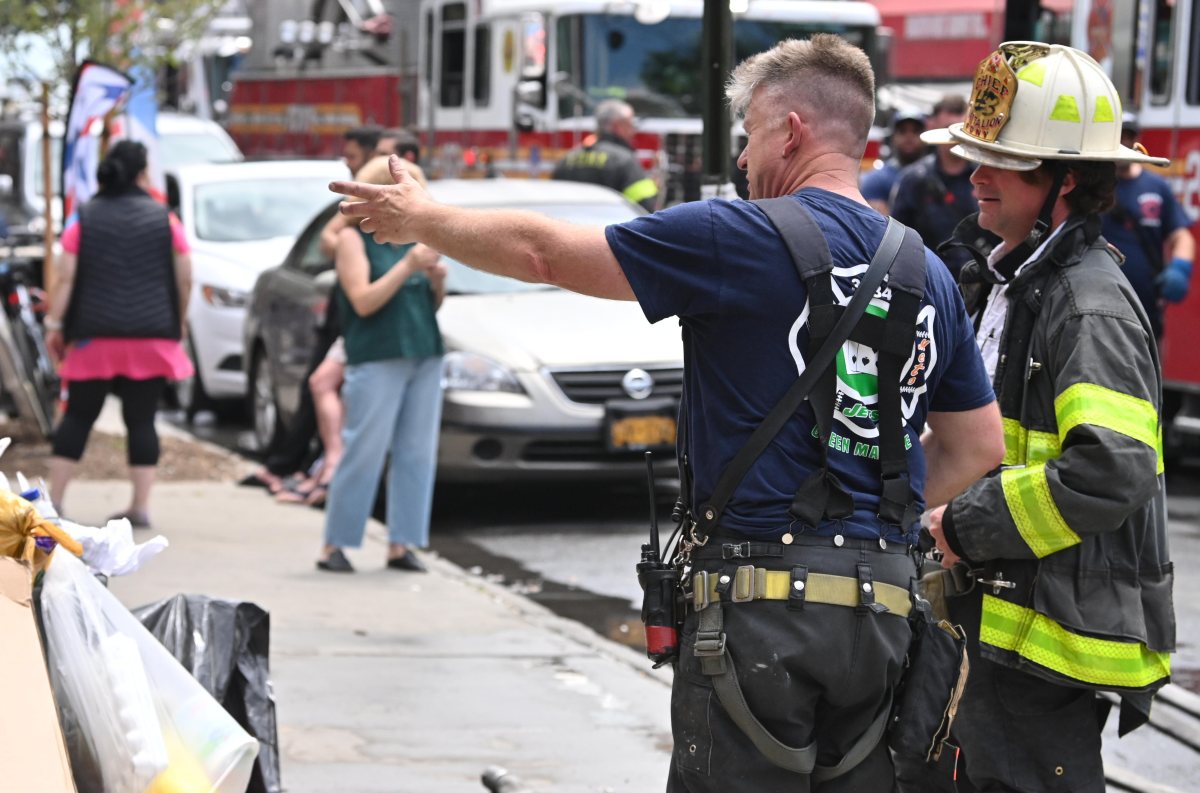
[250,345,281,453]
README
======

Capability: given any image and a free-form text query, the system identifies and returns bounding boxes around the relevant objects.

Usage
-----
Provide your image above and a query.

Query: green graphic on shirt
[835,303,887,399]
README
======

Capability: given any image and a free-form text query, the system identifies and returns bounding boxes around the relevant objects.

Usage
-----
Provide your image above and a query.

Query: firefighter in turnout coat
[907,42,1176,793]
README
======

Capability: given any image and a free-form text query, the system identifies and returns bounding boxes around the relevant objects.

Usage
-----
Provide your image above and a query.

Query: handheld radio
[636,452,681,667]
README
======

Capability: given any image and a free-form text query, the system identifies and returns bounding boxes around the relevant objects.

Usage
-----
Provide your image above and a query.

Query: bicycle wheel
[9,309,59,437]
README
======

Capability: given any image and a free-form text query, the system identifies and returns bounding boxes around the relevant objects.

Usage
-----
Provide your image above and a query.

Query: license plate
[606,413,677,452]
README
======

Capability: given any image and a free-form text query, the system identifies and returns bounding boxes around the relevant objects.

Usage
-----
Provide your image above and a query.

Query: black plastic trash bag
[134,595,281,793]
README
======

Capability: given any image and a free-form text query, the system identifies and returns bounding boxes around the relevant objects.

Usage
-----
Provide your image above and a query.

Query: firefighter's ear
[1057,169,1078,200]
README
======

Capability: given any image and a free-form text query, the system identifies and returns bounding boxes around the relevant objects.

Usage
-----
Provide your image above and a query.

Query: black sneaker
[108,511,152,530]
[316,548,355,573]
[386,550,427,573]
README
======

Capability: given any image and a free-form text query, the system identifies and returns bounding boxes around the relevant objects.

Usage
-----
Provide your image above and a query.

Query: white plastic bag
[40,549,259,793]
[61,516,170,577]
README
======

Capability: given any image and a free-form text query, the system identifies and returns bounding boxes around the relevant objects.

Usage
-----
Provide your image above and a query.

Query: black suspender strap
[694,205,908,536]
[872,228,927,526]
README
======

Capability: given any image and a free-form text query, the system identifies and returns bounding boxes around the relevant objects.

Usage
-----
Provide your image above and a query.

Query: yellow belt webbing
[692,566,912,617]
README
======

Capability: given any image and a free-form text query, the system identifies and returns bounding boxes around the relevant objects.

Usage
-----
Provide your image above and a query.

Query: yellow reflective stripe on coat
[1001,464,1080,557]
[980,595,1171,689]
[1002,418,1061,466]
[623,178,658,205]
[1055,382,1163,473]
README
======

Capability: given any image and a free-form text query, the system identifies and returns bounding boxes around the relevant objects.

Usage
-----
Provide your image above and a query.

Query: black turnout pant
[53,377,166,466]
[666,534,918,793]
[894,586,1106,793]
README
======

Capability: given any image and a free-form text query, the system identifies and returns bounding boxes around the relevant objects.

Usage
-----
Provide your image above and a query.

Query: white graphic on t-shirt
[788,263,938,443]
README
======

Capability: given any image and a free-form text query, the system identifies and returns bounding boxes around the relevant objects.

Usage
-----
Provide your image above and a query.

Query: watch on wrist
[44,317,63,331]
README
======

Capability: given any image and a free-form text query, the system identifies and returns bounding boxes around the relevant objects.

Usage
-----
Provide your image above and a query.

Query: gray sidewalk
[64,478,672,793]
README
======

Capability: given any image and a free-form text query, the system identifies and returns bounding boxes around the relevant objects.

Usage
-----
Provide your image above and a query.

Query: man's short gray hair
[595,99,634,133]
[726,35,876,152]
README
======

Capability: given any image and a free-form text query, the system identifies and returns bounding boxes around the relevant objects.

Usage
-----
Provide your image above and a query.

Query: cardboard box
[0,557,77,793]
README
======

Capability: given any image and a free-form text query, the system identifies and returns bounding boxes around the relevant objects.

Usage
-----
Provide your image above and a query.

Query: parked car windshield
[443,200,640,295]
[194,178,340,243]
[160,133,242,171]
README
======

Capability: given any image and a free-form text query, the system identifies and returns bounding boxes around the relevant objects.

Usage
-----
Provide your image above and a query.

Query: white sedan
[167,159,349,417]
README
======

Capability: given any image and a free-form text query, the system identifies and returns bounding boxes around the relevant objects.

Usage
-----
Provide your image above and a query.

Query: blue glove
[1158,257,1192,303]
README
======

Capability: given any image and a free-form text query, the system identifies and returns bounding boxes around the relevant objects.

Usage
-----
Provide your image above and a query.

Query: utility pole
[700,0,732,190]
[1003,0,1041,42]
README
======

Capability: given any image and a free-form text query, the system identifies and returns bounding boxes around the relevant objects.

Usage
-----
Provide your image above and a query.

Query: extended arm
[331,157,636,301]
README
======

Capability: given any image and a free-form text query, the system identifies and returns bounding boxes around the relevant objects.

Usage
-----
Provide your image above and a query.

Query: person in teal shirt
[317,156,446,573]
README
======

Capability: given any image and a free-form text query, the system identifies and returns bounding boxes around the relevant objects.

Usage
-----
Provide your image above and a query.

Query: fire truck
[228,0,883,200]
[1066,0,1200,431]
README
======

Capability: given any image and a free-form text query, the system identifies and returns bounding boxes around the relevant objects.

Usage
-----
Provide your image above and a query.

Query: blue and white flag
[124,64,163,197]
[62,61,133,219]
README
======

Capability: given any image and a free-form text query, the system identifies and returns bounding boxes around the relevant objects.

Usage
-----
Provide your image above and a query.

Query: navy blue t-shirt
[1102,170,1190,335]
[605,189,994,544]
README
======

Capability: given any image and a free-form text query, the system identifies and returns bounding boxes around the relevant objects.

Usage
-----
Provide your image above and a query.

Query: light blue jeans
[323,356,444,549]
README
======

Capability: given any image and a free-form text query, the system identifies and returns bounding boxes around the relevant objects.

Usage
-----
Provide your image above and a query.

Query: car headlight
[441,352,523,393]
[201,284,249,308]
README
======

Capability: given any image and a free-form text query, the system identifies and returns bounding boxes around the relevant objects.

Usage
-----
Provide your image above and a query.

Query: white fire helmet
[922,42,1168,171]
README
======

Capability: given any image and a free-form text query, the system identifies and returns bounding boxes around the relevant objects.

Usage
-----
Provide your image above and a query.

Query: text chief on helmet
[900,41,1176,793]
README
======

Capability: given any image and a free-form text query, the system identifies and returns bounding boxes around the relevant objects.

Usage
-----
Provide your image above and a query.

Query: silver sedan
[244,179,683,482]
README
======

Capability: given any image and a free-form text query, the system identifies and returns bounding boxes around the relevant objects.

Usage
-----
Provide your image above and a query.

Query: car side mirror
[314,268,338,289]
[515,79,544,107]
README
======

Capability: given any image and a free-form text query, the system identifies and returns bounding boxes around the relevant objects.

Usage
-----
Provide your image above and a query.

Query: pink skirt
[59,338,194,383]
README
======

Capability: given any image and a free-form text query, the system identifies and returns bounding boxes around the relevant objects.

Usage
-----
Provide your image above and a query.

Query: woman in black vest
[43,141,194,529]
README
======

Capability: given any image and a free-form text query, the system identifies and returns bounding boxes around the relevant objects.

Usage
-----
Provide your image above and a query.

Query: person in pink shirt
[43,141,193,528]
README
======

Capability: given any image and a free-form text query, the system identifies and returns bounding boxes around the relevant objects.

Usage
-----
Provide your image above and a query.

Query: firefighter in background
[1102,112,1194,339]
[890,95,977,275]
[860,108,926,215]
[552,99,659,212]
[907,42,1175,793]
[1103,112,1194,451]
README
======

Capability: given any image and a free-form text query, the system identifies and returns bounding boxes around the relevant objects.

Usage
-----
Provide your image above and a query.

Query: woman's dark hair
[1021,160,1117,216]
[96,140,148,195]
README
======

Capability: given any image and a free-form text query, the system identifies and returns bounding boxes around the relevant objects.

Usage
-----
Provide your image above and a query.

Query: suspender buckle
[723,542,750,560]
[694,605,728,676]
[694,631,727,657]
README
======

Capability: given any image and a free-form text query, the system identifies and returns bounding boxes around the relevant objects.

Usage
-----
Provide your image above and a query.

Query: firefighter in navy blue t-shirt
[1101,112,1194,339]
[332,36,1003,792]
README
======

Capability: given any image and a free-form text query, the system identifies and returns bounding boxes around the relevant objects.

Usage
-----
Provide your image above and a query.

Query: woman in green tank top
[317,157,446,574]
